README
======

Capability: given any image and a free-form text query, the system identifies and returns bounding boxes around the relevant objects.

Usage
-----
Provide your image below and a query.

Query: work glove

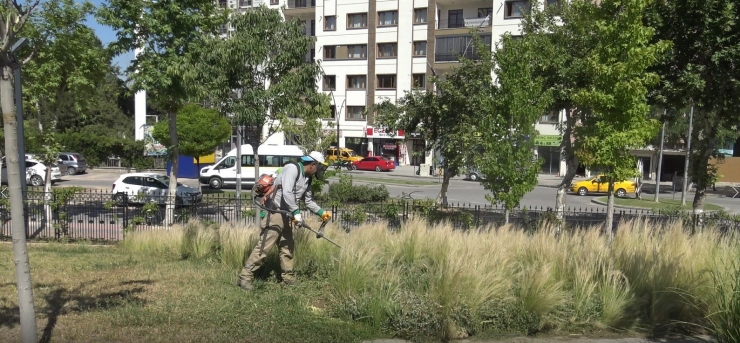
[292,213,303,226]
[321,211,332,222]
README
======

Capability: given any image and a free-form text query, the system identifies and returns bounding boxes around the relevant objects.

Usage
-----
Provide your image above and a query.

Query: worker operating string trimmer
[237,151,339,292]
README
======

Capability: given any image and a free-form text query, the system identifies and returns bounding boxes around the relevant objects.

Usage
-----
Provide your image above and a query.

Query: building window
[377,43,397,58]
[378,11,399,26]
[324,45,336,59]
[540,110,558,124]
[348,44,367,59]
[324,16,336,30]
[239,0,252,7]
[412,74,425,89]
[505,1,530,19]
[347,13,368,28]
[448,9,464,28]
[270,0,278,4]
[326,105,336,119]
[414,8,427,24]
[478,7,493,18]
[323,75,336,91]
[346,106,366,120]
[377,74,396,89]
[413,41,427,56]
[218,0,228,8]
[347,75,367,89]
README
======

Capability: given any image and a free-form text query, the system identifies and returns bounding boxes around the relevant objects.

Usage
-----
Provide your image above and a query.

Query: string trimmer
[252,194,342,249]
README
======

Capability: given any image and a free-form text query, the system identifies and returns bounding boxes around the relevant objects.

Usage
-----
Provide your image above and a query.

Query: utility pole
[654,119,665,202]
[680,106,693,206]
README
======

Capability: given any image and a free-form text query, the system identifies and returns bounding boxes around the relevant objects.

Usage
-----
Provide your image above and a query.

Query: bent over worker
[238,151,331,291]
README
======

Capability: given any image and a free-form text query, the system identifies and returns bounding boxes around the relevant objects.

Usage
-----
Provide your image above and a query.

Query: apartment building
[213,0,567,173]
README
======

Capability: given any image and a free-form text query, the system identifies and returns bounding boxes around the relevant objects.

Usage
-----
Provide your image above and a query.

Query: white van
[199,144,306,189]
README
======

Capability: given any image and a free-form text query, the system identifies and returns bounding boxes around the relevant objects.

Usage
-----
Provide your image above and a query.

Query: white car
[111,173,202,206]
[1,158,62,186]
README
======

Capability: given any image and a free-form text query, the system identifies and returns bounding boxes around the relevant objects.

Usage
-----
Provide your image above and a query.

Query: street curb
[590,198,728,213]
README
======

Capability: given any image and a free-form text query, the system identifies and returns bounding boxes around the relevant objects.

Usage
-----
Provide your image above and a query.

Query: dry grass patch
[1,218,737,343]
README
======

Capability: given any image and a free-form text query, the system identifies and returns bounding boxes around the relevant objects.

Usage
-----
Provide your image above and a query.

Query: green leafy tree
[520,1,601,230]
[569,0,667,237]
[98,0,223,225]
[151,103,232,175]
[281,96,335,153]
[183,6,329,223]
[0,1,44,340]
[21,0,107,232]
[476,35,551,223]
[645,0,740,216]
[374,38,486,206]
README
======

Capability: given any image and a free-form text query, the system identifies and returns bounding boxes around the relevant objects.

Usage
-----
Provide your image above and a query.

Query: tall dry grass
[121,217,739,341]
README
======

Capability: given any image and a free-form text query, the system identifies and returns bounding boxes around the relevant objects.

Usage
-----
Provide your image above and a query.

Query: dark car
[467,168,485,181]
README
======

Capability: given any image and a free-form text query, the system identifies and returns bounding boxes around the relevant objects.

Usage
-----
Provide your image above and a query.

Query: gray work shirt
[268,162,321,216]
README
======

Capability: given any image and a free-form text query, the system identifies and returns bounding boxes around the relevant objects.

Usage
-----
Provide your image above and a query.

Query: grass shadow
[0,279,152,343]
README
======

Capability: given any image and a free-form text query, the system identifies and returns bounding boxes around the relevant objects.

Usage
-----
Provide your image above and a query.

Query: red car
[351,156,396,172]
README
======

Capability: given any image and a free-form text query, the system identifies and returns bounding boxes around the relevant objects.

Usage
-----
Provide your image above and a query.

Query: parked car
[112,173,202,206]
[1,157,62,186]
[351,156,396,172]
[57,152,88,175]
[467,168,485,181]
[25,153,69,176]
[325,147,363,163]
[570,175,637,198]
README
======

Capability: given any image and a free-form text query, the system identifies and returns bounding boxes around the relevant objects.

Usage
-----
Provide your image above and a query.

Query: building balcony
[434,34,492,64]
[285,0,315,16]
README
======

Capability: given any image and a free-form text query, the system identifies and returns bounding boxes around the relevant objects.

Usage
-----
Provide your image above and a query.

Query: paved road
[53,168,739,214]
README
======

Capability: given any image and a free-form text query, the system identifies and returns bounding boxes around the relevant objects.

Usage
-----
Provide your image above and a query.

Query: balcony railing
[435,51,484,62]
[436,17,491,29]
[287,0,315,9]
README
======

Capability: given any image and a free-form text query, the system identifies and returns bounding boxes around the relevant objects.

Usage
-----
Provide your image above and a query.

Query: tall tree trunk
[44,163,53,235]
[166,109,179,226]
[1,65,39,343]
[555,108,578,235]
[691,128,715,232]
[439,164,450,207]
[504,208,510,225]
[196,157,201,193]
[604,180,615,241]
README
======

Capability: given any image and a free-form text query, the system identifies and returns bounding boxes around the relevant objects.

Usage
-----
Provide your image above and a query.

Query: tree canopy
[151,103,231,161]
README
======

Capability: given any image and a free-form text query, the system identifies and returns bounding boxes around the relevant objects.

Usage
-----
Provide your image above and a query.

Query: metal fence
[0,191,738,243]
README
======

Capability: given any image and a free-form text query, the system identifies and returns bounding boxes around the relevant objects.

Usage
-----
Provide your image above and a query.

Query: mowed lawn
[0,243,378,343]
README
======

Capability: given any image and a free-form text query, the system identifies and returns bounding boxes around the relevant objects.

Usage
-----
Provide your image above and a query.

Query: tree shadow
[0,279,152,342]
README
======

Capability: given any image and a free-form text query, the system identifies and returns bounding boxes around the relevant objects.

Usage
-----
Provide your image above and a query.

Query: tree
[22,0,106,233]
[520,1,601,232]
[645,0,740,218]
[281,95,335,153]
[0,0,43,341]
[151,103,232,180]
[569,0,667,237]
[184,6,329,223]
[476,35,551,224]
[98,0,223,225]
[374,37,485,206]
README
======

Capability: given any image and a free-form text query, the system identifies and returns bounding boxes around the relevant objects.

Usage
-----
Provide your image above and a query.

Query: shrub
[317,174,389,206]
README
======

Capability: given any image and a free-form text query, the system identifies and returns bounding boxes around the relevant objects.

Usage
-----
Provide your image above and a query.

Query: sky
[83,0,134,76]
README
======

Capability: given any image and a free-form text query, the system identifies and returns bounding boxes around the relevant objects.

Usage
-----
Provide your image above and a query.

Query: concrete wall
[713,157,740,183]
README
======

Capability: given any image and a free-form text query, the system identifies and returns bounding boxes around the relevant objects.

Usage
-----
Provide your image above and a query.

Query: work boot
[237,278,253,291]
